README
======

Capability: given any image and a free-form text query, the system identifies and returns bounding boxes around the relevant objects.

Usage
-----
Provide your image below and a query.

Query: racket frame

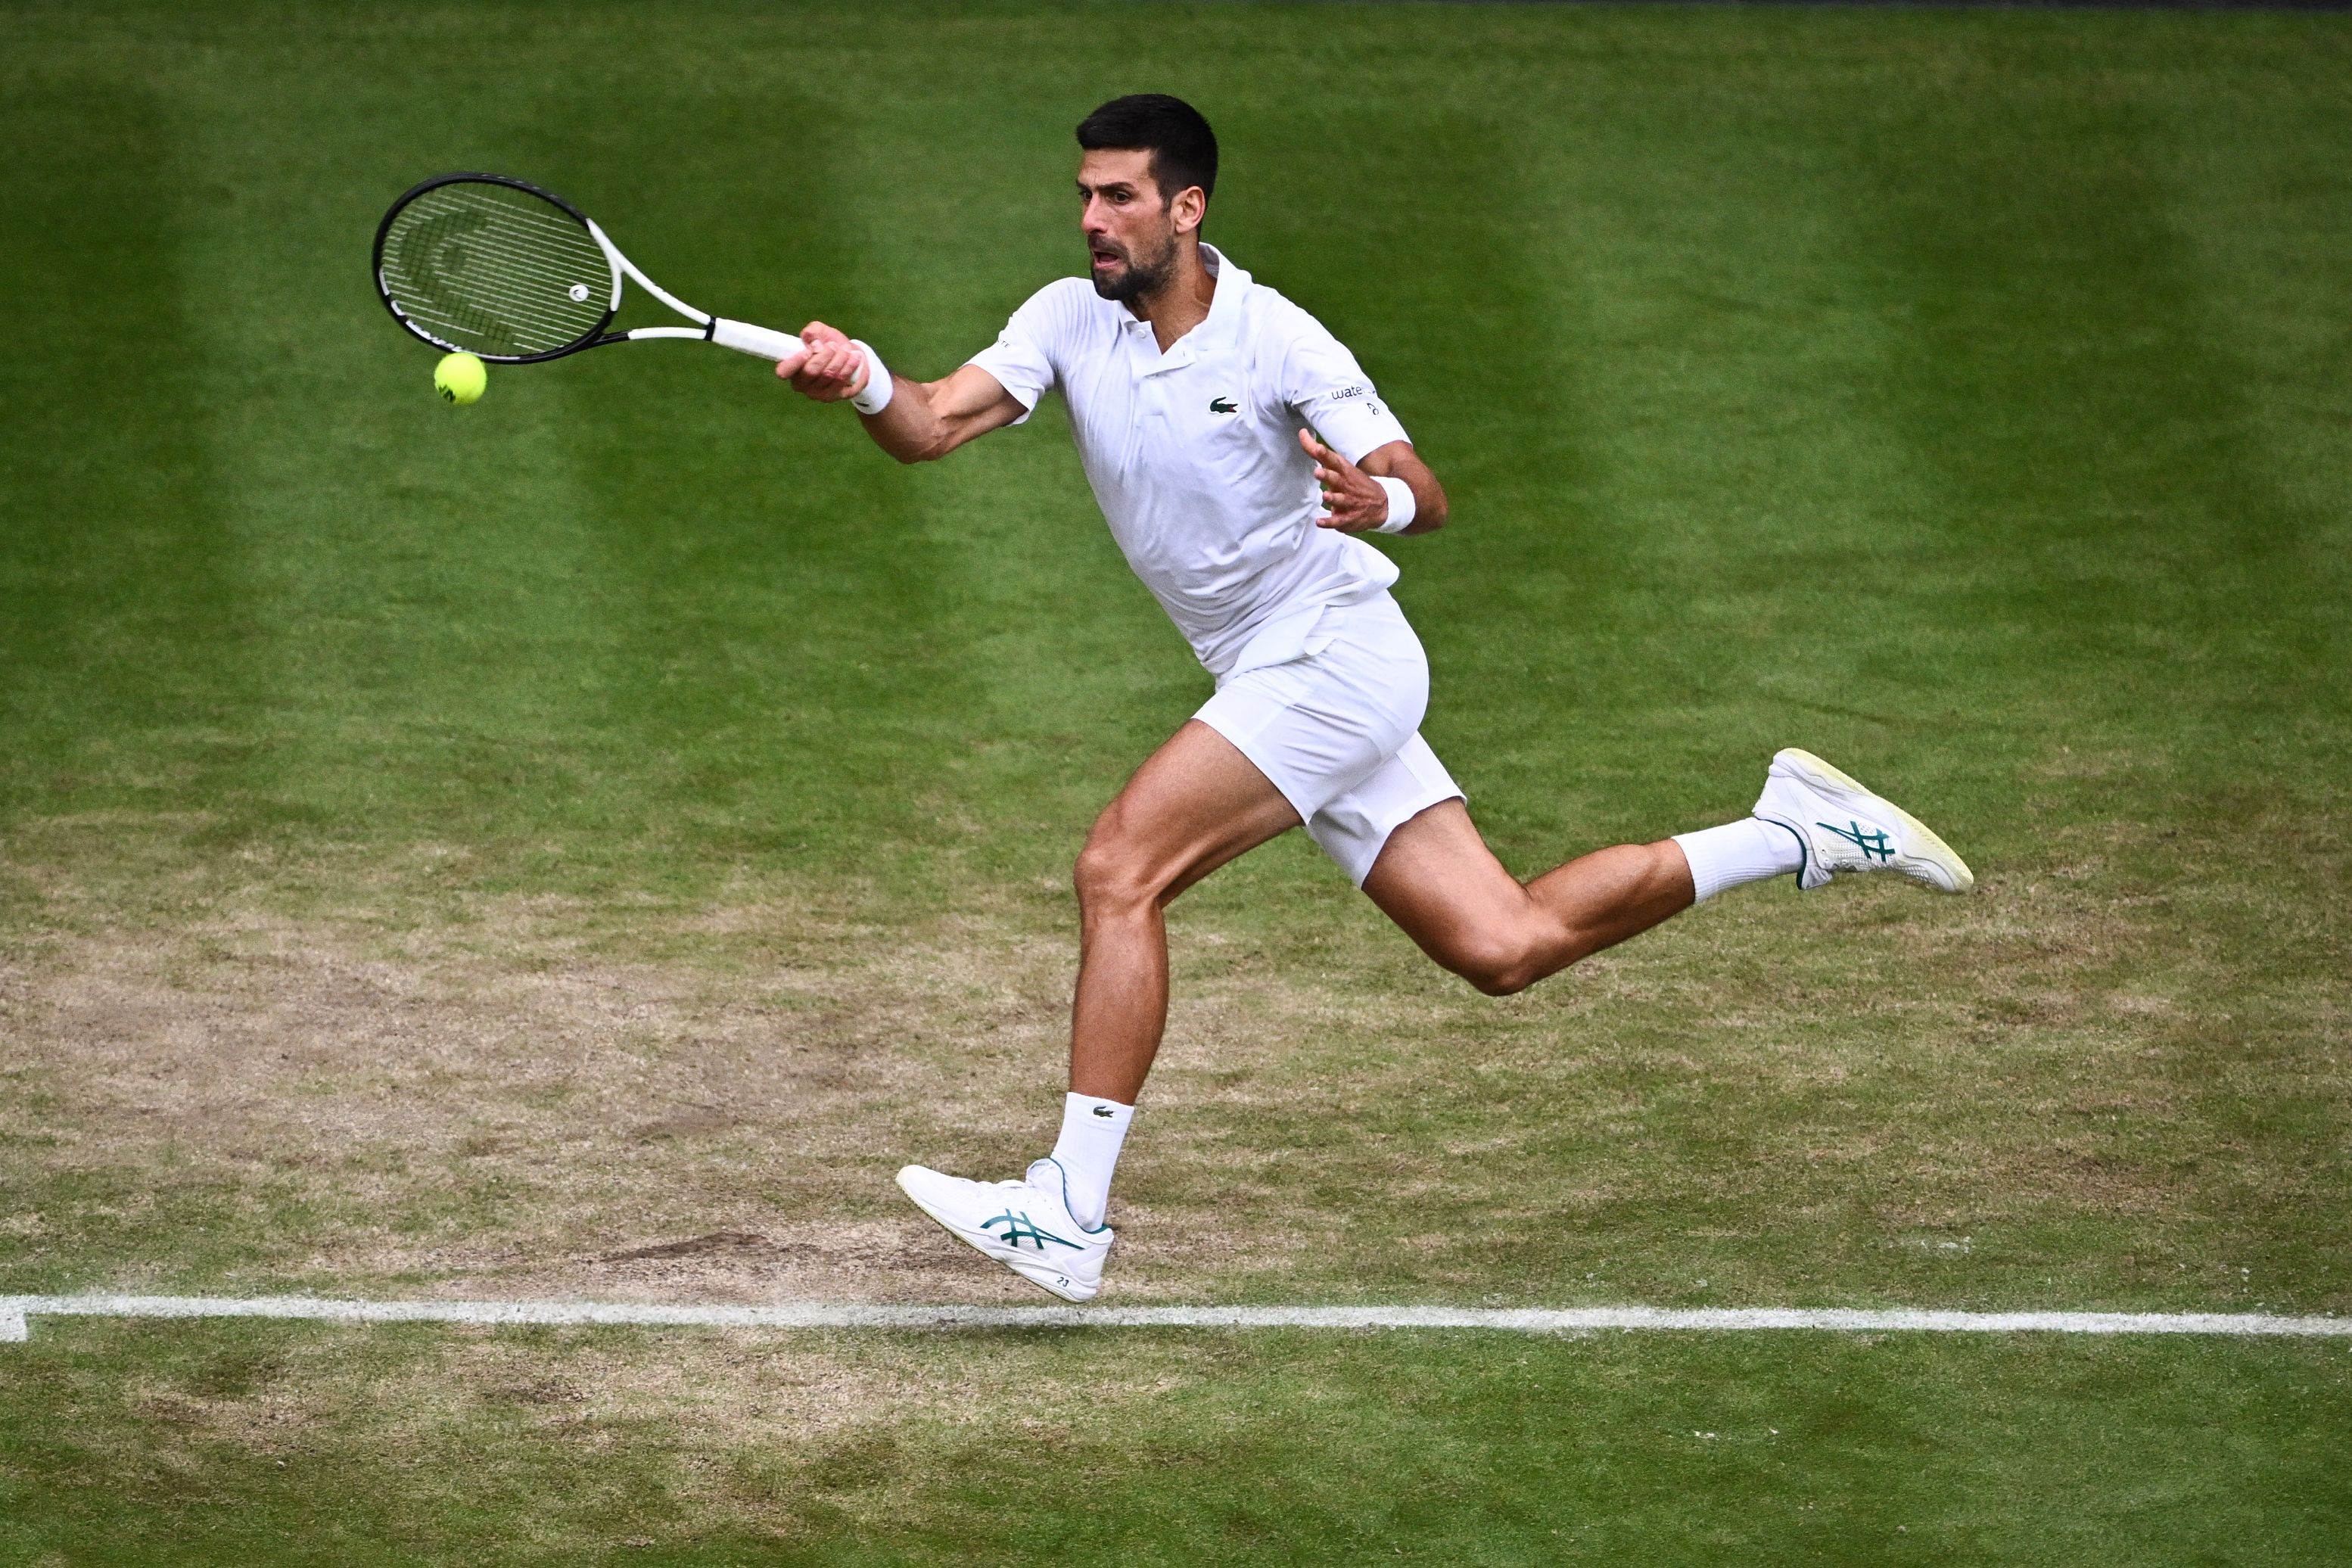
[372,172,804,366]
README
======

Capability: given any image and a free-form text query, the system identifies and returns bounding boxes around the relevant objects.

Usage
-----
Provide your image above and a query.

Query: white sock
[1047,1092,1133,1229]
[1672,817,1804,902]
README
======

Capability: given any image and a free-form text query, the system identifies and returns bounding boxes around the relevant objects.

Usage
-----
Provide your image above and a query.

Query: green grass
[2,1,2349,1560]
[5,1323,2349,1565]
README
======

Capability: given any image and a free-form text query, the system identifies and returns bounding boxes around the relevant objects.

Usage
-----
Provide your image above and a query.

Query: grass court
[2,2,2349,1560]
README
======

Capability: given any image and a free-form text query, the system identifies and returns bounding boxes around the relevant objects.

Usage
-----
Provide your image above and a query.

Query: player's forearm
[857,376,951,464]
[790,326,981,462]
[1361,449,1448,535]
[835,358,1023,464]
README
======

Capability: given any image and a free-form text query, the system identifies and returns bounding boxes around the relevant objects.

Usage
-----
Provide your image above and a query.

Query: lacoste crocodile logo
[982,1209,1081,1252]
[1209,396,1238,414]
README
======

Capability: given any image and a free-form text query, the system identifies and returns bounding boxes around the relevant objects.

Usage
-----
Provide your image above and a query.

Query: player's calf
[1366,807,1660,994]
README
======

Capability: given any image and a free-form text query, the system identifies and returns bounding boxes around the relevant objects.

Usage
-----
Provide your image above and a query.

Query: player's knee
[1072,836,1156,916]
[1449,931,1549,997]
[1463,965,1537,999]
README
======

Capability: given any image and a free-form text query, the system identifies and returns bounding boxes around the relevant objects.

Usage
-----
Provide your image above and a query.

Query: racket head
[373,173,621,363]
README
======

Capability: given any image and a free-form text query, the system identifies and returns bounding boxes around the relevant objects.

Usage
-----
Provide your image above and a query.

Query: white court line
[2,1295,2347,1340]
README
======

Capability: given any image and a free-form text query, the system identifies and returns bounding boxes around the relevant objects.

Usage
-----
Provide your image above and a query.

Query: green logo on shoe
[984,1210,1081,1252]
[1819,820,1894,862]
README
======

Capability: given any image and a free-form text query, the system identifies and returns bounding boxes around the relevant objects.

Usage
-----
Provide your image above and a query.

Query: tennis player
[784,95,1972,1301]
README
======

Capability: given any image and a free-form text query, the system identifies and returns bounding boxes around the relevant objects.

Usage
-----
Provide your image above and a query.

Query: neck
[1128,238,1215,352]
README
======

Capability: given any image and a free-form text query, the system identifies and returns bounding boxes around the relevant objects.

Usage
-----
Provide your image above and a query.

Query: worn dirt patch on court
[2,827,2341,1310]
[91,1318,1261,1511]
[0,887,1386,1301]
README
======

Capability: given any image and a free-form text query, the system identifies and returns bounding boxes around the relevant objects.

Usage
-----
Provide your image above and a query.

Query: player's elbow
[1415,472,1450,532]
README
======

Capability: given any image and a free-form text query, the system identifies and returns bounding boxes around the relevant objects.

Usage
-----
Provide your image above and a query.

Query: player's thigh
[1082,720,1303,904]
[1358,799,1541,963]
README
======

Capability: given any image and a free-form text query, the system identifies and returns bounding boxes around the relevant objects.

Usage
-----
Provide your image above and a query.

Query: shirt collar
[1196,243,1249,345]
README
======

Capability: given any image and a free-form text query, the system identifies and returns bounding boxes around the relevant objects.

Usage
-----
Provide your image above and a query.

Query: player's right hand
[786,322,870,401]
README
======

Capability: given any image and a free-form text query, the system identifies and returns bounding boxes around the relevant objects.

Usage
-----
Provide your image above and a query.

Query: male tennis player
[783,95,1972,1301]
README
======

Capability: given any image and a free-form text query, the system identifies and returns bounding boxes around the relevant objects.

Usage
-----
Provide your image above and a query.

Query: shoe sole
[1773,748,1976,894]
[894,1168,1100,1303]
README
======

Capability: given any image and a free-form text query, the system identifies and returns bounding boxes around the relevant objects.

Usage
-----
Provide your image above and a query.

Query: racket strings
[378,182,612,358]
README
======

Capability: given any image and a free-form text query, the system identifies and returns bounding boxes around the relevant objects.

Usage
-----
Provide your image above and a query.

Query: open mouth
[1090,245,1123,271]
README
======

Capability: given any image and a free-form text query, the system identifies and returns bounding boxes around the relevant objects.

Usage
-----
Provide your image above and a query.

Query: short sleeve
[966,282,1068,427]
[1278,308,1409,463]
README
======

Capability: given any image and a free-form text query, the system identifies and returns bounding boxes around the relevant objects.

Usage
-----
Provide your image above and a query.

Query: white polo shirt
[967,244,1412,677]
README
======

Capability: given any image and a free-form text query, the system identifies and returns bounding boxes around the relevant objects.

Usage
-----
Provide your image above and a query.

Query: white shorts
[1194,592,1465,885]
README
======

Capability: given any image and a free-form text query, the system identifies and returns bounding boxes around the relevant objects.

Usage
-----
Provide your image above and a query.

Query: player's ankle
[1672,818,1805,903]
[1049,1093,1134,1230]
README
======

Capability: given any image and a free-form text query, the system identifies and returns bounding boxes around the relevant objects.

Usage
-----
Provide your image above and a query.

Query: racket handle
[710,317,810,369]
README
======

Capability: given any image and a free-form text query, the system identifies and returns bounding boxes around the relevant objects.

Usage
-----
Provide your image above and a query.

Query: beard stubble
[1091,225,1179,304]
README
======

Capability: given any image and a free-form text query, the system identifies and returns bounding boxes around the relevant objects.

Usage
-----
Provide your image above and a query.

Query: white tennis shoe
[1753,748,1974,894]
[895,1157,1114,1303]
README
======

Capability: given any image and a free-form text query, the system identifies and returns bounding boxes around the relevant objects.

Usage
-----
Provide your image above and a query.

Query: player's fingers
[804,344,857,382]
[1305,431,1355,474]
[789,351,856,399]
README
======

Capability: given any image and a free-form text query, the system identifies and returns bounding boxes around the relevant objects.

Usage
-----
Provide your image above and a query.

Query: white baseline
[3,1296,2349,1343]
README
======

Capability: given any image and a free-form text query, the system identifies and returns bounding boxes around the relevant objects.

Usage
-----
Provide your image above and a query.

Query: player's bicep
[962,283,1068,431]
[914,364,1030,456]
[934,364,1028,429]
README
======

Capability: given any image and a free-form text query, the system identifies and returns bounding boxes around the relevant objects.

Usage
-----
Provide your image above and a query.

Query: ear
[1170,185,1207,237]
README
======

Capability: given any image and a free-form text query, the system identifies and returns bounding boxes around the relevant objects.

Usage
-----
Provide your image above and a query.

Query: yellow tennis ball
[434,352,487,406]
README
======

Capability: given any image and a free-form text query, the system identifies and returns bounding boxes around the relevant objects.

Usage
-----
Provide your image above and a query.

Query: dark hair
[1075,94,1218,211]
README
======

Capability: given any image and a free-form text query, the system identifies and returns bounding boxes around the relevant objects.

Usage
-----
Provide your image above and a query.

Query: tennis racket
[372,172,810,370]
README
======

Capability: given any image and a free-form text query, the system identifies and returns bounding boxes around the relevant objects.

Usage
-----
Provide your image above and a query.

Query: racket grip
[710,317,809,369]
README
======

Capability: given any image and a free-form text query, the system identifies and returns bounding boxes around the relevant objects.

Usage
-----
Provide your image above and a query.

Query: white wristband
[1372,476,1416,534]
[847,340,894,415]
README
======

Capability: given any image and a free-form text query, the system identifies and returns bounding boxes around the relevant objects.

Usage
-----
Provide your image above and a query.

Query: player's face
[1078,148,1180,303]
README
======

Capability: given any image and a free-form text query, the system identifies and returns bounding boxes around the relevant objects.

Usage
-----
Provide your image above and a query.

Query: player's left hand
[1302,429,1388,531]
